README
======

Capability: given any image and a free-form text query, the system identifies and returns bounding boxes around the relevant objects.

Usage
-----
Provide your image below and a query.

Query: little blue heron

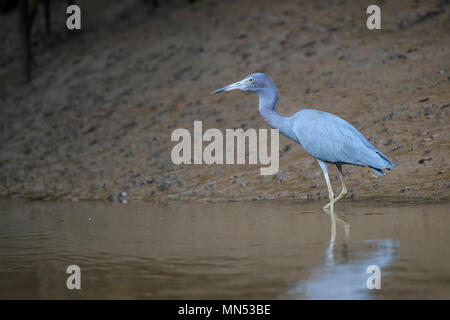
[212,73,394,210]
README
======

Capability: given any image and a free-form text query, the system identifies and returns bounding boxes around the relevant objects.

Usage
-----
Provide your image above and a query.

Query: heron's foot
[323,198,334,211]
[323,189,347,209]
[323,202,332,210]
[323,199,336,210]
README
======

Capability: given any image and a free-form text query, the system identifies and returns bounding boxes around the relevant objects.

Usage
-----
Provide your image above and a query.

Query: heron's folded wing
[293,111,385,168]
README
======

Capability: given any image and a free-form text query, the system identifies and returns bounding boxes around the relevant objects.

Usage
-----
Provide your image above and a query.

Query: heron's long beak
[211,80,242,94]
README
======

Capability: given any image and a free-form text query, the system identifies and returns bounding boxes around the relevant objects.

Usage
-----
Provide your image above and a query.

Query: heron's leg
[323,172,335,211]
[324,164,347,209]
[317,160,334,211]
[335,164,348,201]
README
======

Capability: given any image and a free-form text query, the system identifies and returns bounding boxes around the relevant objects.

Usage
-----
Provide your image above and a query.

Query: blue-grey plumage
[212,73,394,210]
[290,109,394,175]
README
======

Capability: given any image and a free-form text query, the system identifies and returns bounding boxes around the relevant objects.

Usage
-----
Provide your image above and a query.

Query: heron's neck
[258,89,291,138]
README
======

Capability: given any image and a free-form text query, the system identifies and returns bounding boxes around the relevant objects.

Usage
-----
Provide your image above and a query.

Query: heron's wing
[292,110,392,169]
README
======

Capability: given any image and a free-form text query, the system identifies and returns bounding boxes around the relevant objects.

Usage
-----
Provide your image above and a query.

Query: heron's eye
[248,78,254,82]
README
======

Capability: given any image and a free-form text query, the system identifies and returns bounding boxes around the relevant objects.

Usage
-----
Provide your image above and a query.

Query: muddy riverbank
[0,0,449,202]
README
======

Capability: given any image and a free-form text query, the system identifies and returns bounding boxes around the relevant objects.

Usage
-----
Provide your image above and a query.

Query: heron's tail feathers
[368,150,394,175]
[376,150,394,170]
[370,167,384,176]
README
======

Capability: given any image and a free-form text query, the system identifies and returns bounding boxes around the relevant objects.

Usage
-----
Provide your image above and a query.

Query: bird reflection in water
[283,208,399,299]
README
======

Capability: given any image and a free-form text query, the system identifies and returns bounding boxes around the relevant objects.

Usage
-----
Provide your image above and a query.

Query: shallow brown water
[0,199,449,299]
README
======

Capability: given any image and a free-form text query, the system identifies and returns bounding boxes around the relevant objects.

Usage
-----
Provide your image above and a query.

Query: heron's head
[211,73,275,95]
